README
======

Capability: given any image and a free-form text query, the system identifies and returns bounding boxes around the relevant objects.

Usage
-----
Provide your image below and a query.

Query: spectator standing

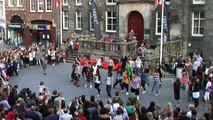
[173,77,181,104]
[121,53,128,72]
[94,70,102,97]
[192,78,200,108]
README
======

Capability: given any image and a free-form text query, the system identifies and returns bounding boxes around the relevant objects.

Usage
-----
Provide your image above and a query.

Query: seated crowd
[0,84,212,120]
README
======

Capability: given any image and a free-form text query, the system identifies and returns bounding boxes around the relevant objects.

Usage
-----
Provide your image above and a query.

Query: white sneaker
[155,94,159,96]
[97,94,100,97]
[52,63,55,66]
[137,96,139,100]
[90,84,92,88]
[142,91,146,94]
[145,84,148,88]
[126,92,129,95]
[84,84,87,88]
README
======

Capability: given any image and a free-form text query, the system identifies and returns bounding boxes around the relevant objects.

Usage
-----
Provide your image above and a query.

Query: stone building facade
[5,0,57,46]
[0,0,6,45]
[62,0,212,59]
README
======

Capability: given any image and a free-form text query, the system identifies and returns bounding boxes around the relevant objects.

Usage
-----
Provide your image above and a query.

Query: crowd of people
[0,43,212,119]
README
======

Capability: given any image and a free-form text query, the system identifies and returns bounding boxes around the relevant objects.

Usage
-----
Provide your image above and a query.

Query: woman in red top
[5,107,16,120]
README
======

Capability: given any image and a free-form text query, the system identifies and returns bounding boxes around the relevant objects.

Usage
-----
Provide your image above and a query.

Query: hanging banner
[90,1,102,40]
[163,1,169,43]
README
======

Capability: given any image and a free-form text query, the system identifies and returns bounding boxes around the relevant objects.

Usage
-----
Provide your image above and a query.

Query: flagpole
[60,0,63,45]
[160,0,164,66]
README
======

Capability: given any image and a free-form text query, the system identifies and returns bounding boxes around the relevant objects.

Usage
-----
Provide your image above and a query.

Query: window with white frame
[155,11,161,35]
[76,11,82,30]
[38,0,44,12]
[106,0,116,5]
[46,0,52,12]
[30,0,36,12]
[106,11,116,32]
[192,11,205,36]
[63,11,69,29]
[90,12,94,30]
[76,0,82,6]
[193,0,205,4]
[63,0,68,5]
[0,1,3,17]
[9,0,14,6]
[17,0,24,7]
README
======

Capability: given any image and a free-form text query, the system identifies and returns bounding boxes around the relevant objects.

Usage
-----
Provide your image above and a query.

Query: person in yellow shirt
[121,70,131,95]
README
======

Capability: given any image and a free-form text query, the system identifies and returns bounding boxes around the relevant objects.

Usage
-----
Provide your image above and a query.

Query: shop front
[7,23,24,47]
[29,24,52,45]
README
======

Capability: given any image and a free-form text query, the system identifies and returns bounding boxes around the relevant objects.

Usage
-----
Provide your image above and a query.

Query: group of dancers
[70,55,159,101]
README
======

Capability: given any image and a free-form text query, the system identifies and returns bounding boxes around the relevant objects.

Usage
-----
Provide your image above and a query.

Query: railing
[77,38,137,58]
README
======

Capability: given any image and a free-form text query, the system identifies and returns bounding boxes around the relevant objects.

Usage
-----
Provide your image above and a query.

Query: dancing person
[140,69,147,93]
[192,77,200,108]
[125,62,133,81]
[144,63,151,86]
[108,57,114,73]
[121,53,128,72]
[113,68,123,89]
[94,70,101,97]
[130,73,141,100]
[121,70,131,95]
[203,76,212,105]
[135,56,142,74]
[106,71,113,99]
[82,59,89,80]
[42,57,48,75]
[74,62,81,87]
[150,68,160,96]
[61,50,66,63]
[84,63,93,88]
[173,77,181,104]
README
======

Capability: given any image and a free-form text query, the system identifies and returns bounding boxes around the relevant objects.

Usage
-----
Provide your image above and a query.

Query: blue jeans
[151,81,159,94]
[106,85,112,98]
[136,67,141,74]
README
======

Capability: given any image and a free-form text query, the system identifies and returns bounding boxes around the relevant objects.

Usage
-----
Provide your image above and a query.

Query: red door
[128,11,144,42]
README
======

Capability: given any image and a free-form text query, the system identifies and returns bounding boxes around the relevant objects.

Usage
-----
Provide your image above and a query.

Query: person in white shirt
[204,78,212,105]
[96,56,102,68]
[135,56,142,74]
[108,57,114,73]
[94,70,101,97]
[128,57,135,69]
[192,58,199,77]
[106,72,113,99]
[29,51,33,66]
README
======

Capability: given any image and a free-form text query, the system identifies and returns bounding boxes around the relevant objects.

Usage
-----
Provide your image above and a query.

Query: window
[30,0,36,12]
[155,12,161,35]
[63,0,68,5]
[63,11,69,29]
[193,0,205,4]
[90,12,94,30]
[17,0,24,7]
[9,0,14,6]
[192,11,205,36]
[106,11,116,32]
[46,0,52,12]
[76,11,82,30]
[106,0,116,5]
[76,0,82,6]
[38,0,44,12]
[0,1,3,17]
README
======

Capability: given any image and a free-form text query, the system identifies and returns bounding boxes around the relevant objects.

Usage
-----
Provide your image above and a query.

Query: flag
[56,0,61,9]
[157,0,162,8]
[162,1,169,42]
[90,1,102,40]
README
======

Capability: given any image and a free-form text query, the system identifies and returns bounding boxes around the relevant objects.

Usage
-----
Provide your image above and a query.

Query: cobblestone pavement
[8,63,209,116]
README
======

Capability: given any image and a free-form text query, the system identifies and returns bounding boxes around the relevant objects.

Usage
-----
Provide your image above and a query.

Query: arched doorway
[128,11,144,42]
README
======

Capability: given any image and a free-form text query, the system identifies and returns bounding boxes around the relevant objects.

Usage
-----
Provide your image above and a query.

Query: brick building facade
[5,0,57,46]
